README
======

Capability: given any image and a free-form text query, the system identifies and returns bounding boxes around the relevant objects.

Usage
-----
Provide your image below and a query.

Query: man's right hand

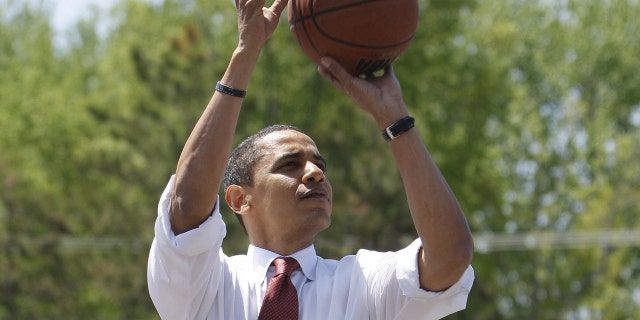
[236,0,288,53]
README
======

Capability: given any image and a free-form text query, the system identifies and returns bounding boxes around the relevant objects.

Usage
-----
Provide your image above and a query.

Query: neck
[250,238,314,256]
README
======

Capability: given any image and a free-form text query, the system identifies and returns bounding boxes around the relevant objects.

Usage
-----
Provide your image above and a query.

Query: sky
[24,0,120,49]
[49,0,118,49]
[50,0,116,32]
[48,0,175,50]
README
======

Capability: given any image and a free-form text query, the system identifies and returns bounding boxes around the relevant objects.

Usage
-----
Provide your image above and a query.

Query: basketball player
[147,0,474,318]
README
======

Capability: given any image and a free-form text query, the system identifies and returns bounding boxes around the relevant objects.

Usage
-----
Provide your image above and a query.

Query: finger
[270,0,288,16]
[242,0,265,9]
[236,0,253,7]
[317,62,343,91]
[319,57,351,91]
[234,0,258,9]
[319,57,357,90]
[383,63,395,79]
[320,56,348,79]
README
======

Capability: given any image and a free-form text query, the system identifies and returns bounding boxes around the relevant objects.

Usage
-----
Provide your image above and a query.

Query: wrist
[216,81,246,98]
[372,101,410,130]
[231,45,260,68]
[375,110,410,131]
[220,46,259,90]
[381,116,415,142]
[235,40,263,58]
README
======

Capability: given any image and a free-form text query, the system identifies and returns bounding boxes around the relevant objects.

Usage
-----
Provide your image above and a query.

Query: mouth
[300,189,328,200]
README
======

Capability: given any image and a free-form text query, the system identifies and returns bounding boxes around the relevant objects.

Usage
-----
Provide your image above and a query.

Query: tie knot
[273,257,299,276]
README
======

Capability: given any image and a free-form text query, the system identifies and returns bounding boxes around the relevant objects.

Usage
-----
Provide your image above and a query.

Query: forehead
[259,130,320,156]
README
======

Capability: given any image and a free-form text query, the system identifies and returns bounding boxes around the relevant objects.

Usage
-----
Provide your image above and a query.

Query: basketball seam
[289,0,416,50]
[291,0,324,59]
[289,0,384,24]
[313,26,415,49]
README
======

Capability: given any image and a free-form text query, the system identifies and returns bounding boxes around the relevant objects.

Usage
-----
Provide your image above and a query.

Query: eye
[280,161,299,169]
[315,162,327,172]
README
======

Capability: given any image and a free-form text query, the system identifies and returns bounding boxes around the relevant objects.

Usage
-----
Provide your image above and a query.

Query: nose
[303,161,325,183]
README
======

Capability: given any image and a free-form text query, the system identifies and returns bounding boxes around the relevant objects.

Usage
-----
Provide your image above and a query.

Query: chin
[318,216,331,231]
[306,210,331,232]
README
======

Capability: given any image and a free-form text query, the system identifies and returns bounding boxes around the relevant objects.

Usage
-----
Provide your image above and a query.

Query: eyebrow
[274,151,327,167]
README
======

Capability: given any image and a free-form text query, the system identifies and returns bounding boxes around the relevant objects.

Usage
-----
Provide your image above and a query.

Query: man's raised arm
[317,57,474,291]
[169,0,288,235]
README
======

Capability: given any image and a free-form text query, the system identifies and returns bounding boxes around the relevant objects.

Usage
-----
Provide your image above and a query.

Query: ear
[225,185,252,214]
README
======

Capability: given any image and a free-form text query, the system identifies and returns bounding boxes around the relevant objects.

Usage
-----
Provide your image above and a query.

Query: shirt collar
[248,244,318,284]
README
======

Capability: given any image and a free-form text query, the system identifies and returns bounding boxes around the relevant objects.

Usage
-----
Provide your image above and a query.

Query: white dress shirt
[148,175,474,319]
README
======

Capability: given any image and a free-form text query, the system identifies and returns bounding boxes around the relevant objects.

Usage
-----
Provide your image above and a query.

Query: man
[147,0,475,319]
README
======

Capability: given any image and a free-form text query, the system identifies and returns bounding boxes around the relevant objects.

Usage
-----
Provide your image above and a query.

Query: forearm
[387,128,473,291]
[167,0,288,234]
[316,54,473,290]
[170,47,260,235]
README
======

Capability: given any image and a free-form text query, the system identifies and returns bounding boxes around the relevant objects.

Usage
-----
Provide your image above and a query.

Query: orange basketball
[288,0,419,76]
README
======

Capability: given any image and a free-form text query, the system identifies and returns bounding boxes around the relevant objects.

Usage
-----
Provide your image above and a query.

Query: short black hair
[223,124,304,190]
[223,124,304,231]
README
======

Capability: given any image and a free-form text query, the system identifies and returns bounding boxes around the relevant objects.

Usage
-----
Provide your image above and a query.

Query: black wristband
[381,116,415,141]
[216,81,247,98]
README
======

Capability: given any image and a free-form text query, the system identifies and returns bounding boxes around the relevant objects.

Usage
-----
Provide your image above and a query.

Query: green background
[1,0,639,318]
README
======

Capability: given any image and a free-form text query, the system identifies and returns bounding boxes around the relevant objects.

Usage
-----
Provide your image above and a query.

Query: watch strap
[381,116,415,141]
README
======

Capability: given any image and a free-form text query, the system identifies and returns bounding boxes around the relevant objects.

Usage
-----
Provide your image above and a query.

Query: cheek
[261,176,298,200]
[326,179,333,201]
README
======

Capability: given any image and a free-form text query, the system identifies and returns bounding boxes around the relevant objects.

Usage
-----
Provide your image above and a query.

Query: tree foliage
[0,0,638,318]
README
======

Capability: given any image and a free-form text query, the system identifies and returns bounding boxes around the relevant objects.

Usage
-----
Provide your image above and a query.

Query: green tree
[2,0,638,318]
[455,0,640,318]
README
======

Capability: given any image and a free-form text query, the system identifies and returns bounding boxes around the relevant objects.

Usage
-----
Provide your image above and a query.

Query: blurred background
[1,0,639,318]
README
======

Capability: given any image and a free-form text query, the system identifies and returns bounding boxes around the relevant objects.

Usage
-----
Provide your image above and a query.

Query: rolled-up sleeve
[147,175,227,320]
[362,238,475,320]
[396,239,474,319]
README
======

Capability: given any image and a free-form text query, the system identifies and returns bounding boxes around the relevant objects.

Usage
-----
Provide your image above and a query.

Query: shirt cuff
[155,175,227,257]
[396,239,475,307]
